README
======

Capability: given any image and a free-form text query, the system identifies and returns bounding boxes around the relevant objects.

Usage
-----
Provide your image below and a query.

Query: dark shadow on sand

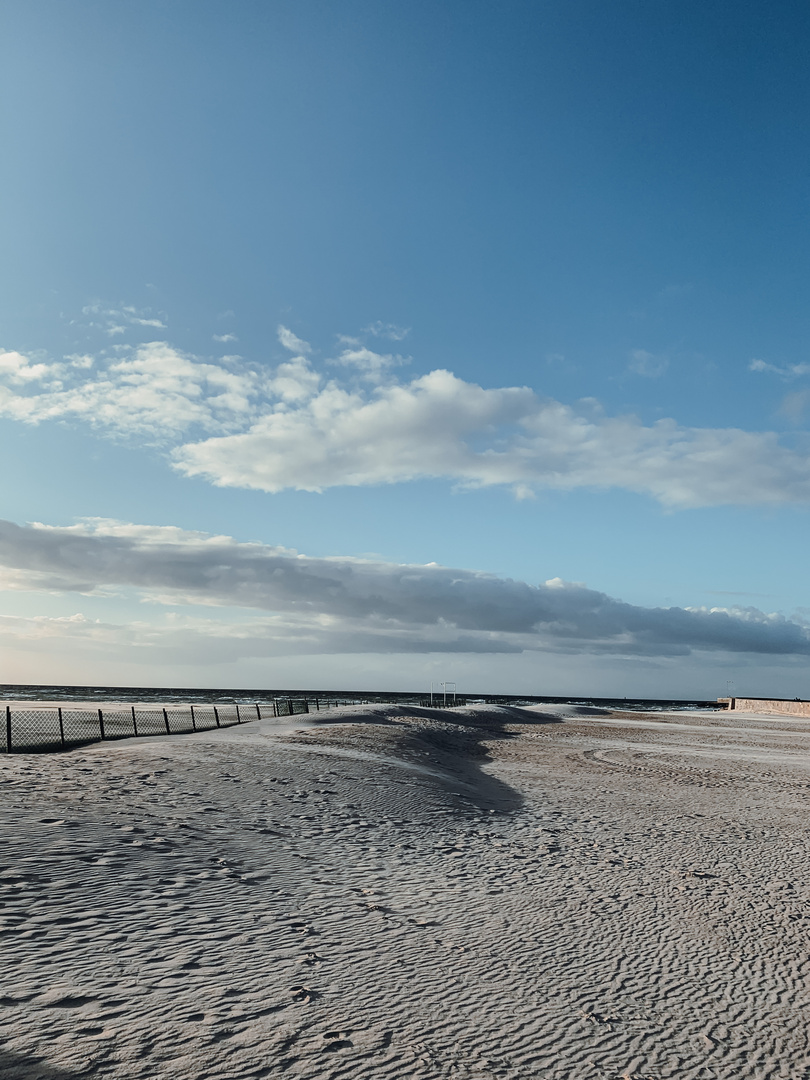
[0,1050,81,1080]
[311,704,563,818]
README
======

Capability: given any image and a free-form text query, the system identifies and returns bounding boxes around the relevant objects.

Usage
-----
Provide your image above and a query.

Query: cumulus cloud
[175,368,810,508]
[5,326,810,507]
[330,345,406,379]
[0,350,51,383]
[1,518,809,660]
[0,342,260,440]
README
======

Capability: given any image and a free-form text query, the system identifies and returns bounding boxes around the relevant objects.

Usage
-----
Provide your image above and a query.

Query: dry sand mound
[2,703,810,1079]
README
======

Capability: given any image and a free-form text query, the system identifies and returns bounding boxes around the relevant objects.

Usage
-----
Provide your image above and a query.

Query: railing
[1,698,316,754]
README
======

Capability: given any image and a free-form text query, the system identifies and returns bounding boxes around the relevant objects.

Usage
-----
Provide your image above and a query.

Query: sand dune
[2,703,809,1079]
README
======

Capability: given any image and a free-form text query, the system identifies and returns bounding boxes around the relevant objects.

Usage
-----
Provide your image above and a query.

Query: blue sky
[2,0,810,696]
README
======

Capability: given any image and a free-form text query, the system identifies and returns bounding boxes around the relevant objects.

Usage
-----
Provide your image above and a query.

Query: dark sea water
[0,683,718,711]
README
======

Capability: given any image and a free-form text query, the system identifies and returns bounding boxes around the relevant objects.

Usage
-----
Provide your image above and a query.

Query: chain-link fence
[1,697,316,753]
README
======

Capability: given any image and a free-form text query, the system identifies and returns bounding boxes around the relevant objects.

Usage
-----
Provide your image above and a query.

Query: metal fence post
[131,705,138,737]
[214,706,220,728]
[163,708,170,734]
[190,704,196,732]
[255,702,261,720]
[236,704,241,724]
[5,706,11,753]
[98,708,105,740]
[58,707,65,749]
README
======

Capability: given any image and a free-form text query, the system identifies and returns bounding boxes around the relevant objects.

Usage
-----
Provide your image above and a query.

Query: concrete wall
[717,697,810,717]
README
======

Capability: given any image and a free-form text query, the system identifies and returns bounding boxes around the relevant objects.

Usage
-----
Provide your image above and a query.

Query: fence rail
[1,698,317,754]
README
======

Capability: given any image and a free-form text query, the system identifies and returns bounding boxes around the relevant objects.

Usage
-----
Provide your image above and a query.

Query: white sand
[2,702,809,1079]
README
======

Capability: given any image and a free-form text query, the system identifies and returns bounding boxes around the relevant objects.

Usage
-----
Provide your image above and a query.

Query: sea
[0,683,718,711]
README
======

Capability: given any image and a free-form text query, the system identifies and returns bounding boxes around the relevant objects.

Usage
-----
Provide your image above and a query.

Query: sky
[2,0,810,697]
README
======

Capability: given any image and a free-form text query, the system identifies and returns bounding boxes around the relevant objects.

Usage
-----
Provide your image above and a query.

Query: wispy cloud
[780,389,810,424]
[749,358,810,379]
[362,320,410,341]
[628,348,668,377]
[277,325,312,354]
[81,303,167,336]
[213,333,238,343]
[1,517,809,660]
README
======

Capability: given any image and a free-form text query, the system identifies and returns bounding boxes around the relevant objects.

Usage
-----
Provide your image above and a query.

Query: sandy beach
[2,702,809,1079]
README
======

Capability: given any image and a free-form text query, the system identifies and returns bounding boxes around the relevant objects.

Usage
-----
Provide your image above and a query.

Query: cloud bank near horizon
[2,327,810,509]
[1,518,808,662]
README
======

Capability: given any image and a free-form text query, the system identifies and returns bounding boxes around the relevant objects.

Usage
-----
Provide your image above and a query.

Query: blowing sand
[1,702,809,1079]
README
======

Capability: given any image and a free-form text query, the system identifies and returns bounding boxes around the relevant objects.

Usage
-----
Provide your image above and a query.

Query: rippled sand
[2,702,809,1079]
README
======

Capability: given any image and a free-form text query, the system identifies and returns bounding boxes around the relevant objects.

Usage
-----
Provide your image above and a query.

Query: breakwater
[718,696,810,717]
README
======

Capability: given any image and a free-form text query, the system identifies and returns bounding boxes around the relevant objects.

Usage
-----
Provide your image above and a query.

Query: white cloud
[175,368,810,508]
[363,320,410,341]
[330,345,405,379]
[1,517,809,661]
[628,348,668,377]
[267,355,321,403]
[5,326,810,508]
[277,325,312,354]
[0,342,259,439]
[66,353,95,369]
[750,358,810,378]
[82,302,167,336]
[0,350,51,383]
[213,333,238,343]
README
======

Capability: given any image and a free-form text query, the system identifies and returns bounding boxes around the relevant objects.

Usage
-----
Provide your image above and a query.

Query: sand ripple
[2,704,809,1078]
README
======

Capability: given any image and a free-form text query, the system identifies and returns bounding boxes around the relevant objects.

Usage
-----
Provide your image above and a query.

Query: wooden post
[214,706,220,728]
[255,703,261,720]
[236,704,241,724]
[5,705,11,753]
[303,700,309,714]
[163,708,170,734]
[58,707,65,749]
[131,704,138,737]
[190,704,196,731]
[98,708,105,740]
